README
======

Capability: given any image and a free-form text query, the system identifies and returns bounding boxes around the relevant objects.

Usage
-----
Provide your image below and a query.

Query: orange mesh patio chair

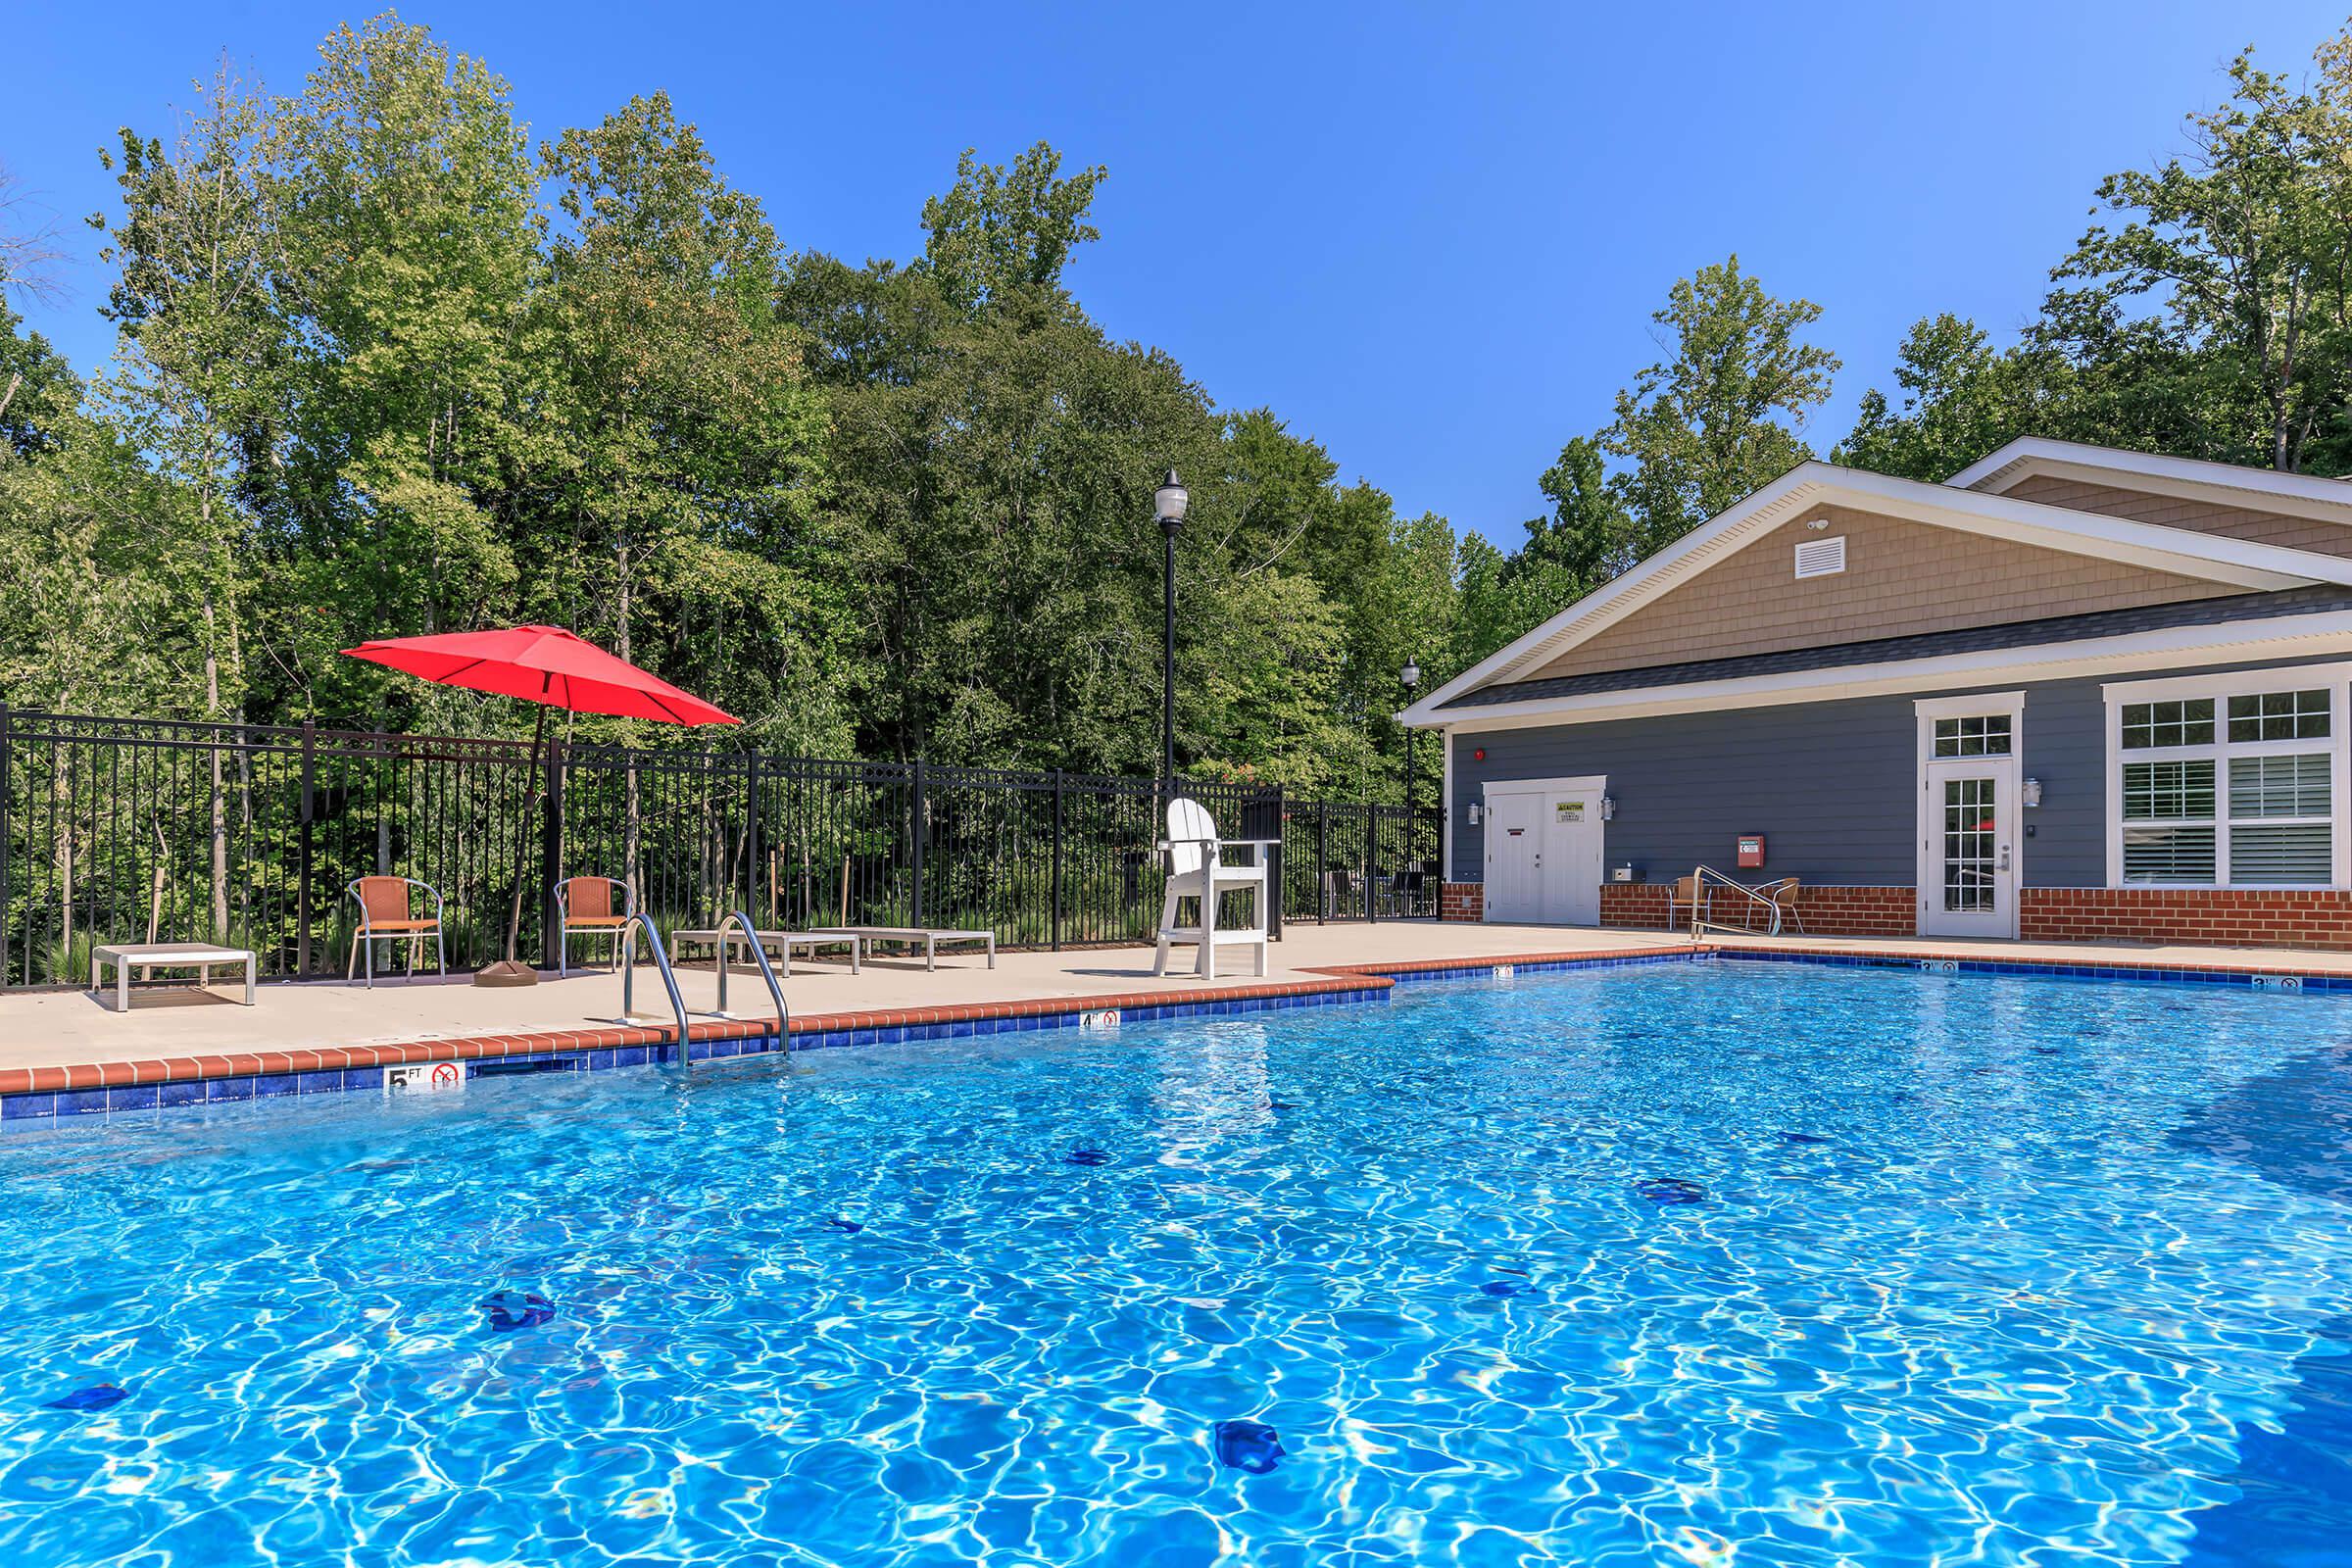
[556,875,637,977]
[346,875,447,986]
[1664,873,1707,932]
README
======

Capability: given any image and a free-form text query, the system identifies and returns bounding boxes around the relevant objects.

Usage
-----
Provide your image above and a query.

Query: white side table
[90,943,258,1011]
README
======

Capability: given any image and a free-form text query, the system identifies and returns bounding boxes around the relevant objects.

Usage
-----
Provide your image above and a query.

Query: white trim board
[1914,690,2028,719]
[1398,462,2352,727]
[1441,729,1455,882]
[1949,437,2352,524]
[1415,611,2352,734]
[1480,774,1609,799]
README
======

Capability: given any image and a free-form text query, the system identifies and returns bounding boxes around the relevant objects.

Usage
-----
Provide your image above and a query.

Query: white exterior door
[1484,791,1544,921]
[1543,788,1603,924]
[1484,776,1606,925]
[1917,697,2023,939]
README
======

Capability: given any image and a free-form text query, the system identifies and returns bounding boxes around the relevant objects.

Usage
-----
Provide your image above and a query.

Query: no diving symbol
[429,1062,462,1088]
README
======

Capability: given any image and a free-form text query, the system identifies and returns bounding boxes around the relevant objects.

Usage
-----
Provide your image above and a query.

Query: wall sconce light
[1600,795,1617,820]
[2023,777,2043,808]
[1467,802,1482,826]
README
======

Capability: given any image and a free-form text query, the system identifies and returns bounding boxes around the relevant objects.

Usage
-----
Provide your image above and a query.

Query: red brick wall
[1597,882,1917,938]
[1447,878,2352,950]
[2020,888,2352,950]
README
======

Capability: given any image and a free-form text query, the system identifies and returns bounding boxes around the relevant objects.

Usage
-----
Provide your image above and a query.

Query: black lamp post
[1154,469,1188,789]
[1400,656,1422,813]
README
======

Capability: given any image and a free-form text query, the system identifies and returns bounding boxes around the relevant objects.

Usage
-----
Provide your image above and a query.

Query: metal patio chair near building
[1663,873,1708,932]
[1762,877,1806,935]
[345,875,447,986]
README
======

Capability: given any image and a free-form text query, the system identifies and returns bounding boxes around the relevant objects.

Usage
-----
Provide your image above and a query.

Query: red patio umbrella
[342,624,739,986]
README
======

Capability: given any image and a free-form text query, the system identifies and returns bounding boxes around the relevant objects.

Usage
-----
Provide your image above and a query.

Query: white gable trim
[1412,607,2352,734]
[1948,437,2352,523]
[1402,461,2352,725]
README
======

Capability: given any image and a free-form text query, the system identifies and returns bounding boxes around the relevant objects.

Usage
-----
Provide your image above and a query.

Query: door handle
[1998,846,2011,871]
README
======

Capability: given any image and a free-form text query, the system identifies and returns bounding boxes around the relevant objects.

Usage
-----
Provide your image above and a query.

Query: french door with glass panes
[1917,696,2023,939]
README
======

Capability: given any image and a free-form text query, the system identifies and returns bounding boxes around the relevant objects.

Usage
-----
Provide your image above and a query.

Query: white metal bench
[91,943,257,1011]
[807,926,995,971]
[667,927,862,977]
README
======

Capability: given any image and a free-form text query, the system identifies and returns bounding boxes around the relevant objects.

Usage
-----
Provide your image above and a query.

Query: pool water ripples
[0,960,2347,1563]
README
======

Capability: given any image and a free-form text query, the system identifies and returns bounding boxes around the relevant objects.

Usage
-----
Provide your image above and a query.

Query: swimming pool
[0,956,2347,1565]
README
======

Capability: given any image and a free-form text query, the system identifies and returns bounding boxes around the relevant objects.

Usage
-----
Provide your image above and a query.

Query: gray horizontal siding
[1448,651,2352,890]
[2015,675,2106,886]
[1452,697,1918,887]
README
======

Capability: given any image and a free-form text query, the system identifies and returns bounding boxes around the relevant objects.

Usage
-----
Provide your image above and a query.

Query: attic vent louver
[1793,535,1846,579]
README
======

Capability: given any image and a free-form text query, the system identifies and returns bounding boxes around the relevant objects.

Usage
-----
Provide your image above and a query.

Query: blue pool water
[3,957,2352,1565]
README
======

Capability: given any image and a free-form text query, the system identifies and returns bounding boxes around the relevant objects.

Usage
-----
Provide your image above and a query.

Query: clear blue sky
[7,1,2349,544]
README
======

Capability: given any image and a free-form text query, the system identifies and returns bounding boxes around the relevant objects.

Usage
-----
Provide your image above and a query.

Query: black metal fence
[0,709,1442,988]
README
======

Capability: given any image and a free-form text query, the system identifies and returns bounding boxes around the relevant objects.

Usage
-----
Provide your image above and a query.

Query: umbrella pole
[477,703,550,988]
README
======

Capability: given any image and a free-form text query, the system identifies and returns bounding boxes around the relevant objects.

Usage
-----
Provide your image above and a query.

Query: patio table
[90,942,257,1011]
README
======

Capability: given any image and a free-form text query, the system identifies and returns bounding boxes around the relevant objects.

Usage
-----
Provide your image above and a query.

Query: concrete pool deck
[7,920,2352,1104]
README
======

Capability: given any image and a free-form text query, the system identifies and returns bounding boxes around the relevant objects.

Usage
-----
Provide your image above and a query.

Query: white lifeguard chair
[1153,797,1275,978]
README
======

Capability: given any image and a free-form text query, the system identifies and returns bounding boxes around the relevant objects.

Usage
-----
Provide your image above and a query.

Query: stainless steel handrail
[615,910,694,1065]
[1688,863,1785,938]
[707,910,790,1050]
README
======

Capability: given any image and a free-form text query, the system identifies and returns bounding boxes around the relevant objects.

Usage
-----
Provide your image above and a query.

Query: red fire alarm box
[1737,833,1765,869]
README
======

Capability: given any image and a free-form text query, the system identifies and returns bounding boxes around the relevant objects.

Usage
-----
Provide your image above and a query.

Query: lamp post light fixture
[1400,656,1422,815]
[1154,468,1189,789]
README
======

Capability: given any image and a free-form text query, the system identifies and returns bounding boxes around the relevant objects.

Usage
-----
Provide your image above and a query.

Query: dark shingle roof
[1436,585,2352,711]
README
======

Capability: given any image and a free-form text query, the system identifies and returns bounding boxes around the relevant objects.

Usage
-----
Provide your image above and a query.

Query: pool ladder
[1686,864,1788,938]
[614,910,788,1070]
[699,910,791,1046]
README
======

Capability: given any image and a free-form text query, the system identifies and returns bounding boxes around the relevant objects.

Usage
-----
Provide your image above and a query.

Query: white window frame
[2101,662,2352,890]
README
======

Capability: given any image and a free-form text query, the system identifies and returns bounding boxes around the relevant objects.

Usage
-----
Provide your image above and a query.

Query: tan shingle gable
[1521,504,2233,684]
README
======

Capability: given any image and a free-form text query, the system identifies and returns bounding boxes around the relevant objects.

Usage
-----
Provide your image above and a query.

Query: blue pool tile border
[1717,947,2352,992]
[0,981,1400,1127]
[12,941,2352,1128]
[1377,951,1700,985]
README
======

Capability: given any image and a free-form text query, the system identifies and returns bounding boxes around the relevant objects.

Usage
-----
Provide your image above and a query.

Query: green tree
[916,143,1106,319]
[1847,26,2352,481]
[0,292,75,462]
[1603,257,1840,554]
[267,15,546,719]
[1446,437,1634,667]
[94,64,293,936]
[1838,315,2059,480]
[2056,44,2352,472]
[533,90,841,752]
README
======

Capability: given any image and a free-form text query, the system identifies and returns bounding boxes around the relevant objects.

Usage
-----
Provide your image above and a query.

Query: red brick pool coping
[6,934,2339,1098]
[0,969,1415,1097]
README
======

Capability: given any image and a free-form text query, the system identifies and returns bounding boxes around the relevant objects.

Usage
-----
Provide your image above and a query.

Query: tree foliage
[18,10,2352,792]
[0,16,1460,802]
[1842,28,2352,482]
